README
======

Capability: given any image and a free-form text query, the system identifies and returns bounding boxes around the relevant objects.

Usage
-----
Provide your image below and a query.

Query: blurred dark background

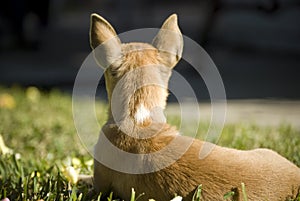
[0,0,300,100]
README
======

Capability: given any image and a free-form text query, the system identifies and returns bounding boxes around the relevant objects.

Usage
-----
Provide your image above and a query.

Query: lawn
[0,86,299,201]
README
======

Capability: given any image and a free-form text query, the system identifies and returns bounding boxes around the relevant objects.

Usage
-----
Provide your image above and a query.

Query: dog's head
[89,14,183,126]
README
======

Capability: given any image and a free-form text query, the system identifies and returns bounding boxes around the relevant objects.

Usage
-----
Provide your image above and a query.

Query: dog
[89,13,300,201]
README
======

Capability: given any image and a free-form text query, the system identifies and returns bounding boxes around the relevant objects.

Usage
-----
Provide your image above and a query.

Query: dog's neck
[106,67,168,131]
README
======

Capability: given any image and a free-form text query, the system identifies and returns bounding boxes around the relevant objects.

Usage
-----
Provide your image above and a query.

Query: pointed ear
[152,14,183,68]
[89,14,122,68]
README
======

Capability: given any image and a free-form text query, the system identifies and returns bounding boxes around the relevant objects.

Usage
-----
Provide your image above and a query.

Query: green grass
[0,86,300,201]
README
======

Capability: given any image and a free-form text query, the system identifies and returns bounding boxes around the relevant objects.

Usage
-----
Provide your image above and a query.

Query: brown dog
[89,13,300,201]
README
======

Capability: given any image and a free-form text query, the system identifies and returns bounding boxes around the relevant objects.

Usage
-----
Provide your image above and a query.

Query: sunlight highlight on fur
[134,104,151,124]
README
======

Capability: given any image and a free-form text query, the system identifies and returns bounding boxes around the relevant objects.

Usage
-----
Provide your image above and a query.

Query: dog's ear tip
[90,13,98,19]
[161,13,180,32]
[169,14,178,21]
[167,14,179,24]
[90,13,105,23]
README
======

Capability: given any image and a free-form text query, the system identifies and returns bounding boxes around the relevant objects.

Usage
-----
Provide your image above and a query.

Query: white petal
[64,166,78,184]
[0,135,13,155]
[170,196,182,201]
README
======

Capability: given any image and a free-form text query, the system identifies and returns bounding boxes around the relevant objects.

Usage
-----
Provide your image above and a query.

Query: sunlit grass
[0,86,299,200]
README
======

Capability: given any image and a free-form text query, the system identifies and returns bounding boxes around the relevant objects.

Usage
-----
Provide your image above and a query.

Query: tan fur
[90,13,300,201]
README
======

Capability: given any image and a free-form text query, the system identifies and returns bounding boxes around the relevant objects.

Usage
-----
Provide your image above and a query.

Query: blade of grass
[223,190,235,200]
[97,192,102,201]
[107,192,113,201]
[130,188,135,201]
[135,192,145,201]
[241,183,248,201]
[192,184,202,201]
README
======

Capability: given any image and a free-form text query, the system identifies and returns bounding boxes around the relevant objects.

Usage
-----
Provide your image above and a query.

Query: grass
[0,86,300,200]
